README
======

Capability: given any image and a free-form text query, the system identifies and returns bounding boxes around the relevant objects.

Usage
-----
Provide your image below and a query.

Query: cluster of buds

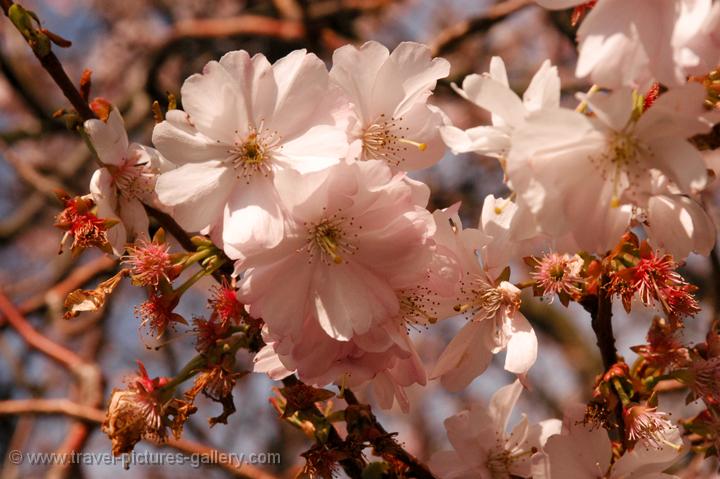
[102,361,194,455]
[54,191,115,255]
[607,234,699,325]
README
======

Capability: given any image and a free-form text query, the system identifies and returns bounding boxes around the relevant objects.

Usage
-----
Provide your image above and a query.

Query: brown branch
[430,0,535,56]
[1,1,95,121]
[169,15,305,42]
[0,398,105,422]
[343,389,436,479]
[580,277,626,445]
[0,290,85,370]
[163,437,281,479]
[0,399,279,479]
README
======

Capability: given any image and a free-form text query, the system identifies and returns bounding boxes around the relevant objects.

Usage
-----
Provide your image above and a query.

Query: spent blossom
[609,242,700,320]
[54,192,115,255]
[103,362,172,455]
[529,252,584,303]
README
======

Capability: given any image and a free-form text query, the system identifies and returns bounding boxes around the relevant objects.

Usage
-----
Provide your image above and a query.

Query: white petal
[152,110,230,165]
[503,312,538,374]
[456,74,525,128]
[84,108,129,166]
[154,161,233,232]
[646,194,716,259]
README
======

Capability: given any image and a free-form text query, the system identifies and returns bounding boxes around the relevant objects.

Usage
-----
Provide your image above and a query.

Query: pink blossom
[238,160,435,342]
[152,49,349,263]
[254,316,425,412]
[539,407,685,479]
[441,56,560,158]
[85,107,172,255]
[507,84,717,255]
[429,209,538,391]
[535,0,720,89]
[330,41,449,171]
[431,380,561,479]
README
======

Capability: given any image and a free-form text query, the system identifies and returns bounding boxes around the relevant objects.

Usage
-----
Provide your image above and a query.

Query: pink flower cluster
[82,2,720,471]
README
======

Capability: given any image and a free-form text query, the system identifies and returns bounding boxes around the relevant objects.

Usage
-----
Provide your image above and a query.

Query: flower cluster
[68,0,720,474]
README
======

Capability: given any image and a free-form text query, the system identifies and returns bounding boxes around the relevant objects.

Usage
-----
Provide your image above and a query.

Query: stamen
[226,122,280,182]
[304,214,358,265]
[361,114,426,167]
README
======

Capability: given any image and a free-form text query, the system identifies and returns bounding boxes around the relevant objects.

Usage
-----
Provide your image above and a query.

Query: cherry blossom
[152,49,349,263]
[238,160,435,342]
[429,207,538,391]
[539,407,685,479]
[85,107,172,254]
[330,41,450,171]
[535,0,720,89]
[506,84,717,255]
[440,56,560,158]
[254,316,425,412]
[431,380,561,478]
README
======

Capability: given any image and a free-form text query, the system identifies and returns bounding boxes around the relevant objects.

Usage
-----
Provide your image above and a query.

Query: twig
[0,290,85,370]
[580,277,626,444]
[0,398,105,422]
[1,1,95,121]
[430,0,535,56]
[343,389,437,479]
[170,15,305,42]
[0,399,280,479]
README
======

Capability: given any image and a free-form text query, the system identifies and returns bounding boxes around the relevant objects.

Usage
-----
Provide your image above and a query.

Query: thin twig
[430,0,535,56]
[1,0,95,120]
[0,399,280,479]
[0,290,85,369]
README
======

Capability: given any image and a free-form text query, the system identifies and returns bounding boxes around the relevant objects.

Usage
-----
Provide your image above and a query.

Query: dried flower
[64,269,128,320]
[102,362,171,455]
[124,237,177,288]
[610,242,699,321]
[208,281,244,326]
[54,192,115,255]
[529,252,584,303]
[135,293,186,338]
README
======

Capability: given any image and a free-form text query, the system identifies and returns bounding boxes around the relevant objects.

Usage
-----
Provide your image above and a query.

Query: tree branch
[0,290,86,370]
[430,0,535,56]
[0,399,280,479]
[1,1,95,121]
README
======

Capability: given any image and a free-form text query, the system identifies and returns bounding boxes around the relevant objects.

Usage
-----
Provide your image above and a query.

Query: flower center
[305,216,357,265]
[485,446,536,479]
[227,124,280,182]
[111,154,155,201]
[399,286,439,327]
[454,275,505,322]
[361,114,426,166]
[590,130,647,208]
